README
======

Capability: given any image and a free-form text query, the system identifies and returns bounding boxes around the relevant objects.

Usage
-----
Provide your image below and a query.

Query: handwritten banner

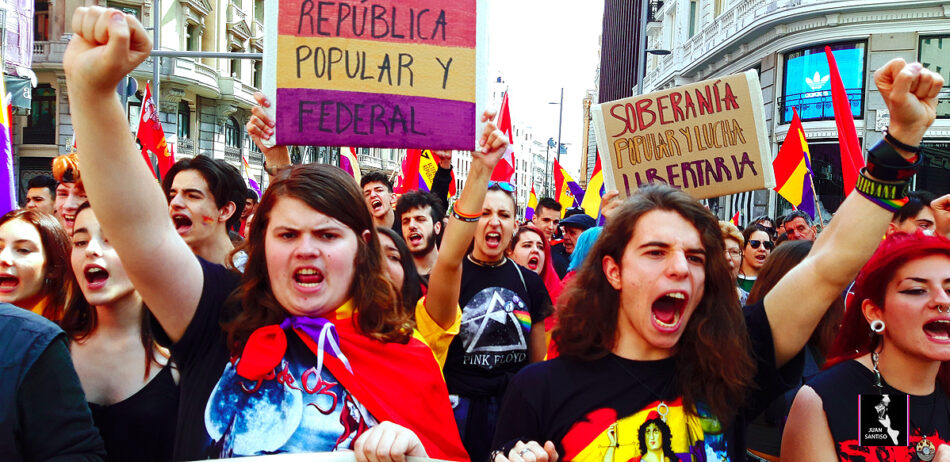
[591,71,774,200]
[264,0,484,150]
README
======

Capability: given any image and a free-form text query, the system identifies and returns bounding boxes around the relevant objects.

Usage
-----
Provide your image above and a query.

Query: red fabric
[730,210,740,227]
[137,83,175,179]
[295,320,469,461]
[553,159,566,199]
[394,149,422,194]
[235,325,287,380]
[491,92,516,182]
[824,46,865,194]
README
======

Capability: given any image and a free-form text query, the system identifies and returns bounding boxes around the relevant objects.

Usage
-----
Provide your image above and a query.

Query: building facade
[642,0,950,225]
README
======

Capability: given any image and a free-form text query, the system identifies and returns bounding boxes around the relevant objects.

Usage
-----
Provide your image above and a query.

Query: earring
[937,305,948,314]
[870,319,885,333]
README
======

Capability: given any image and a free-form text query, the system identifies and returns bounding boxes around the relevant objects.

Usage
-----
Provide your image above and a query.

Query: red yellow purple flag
[773,108,817,219]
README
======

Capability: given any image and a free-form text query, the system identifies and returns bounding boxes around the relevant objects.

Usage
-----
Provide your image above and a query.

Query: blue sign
[783,47,864,122]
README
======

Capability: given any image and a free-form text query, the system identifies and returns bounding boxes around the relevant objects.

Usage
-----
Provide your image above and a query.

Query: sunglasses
[488,181,516,192]
[748,240,774,250]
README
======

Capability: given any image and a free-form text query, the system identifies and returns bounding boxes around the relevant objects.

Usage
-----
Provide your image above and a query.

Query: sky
[486,0,605,179]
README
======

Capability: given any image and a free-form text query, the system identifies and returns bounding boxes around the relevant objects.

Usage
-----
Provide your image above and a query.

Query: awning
[4,75,32,111]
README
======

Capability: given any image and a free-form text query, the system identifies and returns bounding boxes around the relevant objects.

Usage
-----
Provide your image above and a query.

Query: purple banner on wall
[275,88,475,150]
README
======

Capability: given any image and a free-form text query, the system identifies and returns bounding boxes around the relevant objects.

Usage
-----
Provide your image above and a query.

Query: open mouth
[408,232,423,247]
[293,268,325,289]
[83,266,110,289]
[527,256,539,271]
[63,213,76,229]
[924,319,950,342]
[485,232,502,248]
[172,214,193,235]
[371,199,383,212]
[651,291,687,332]
[0,274,18,292]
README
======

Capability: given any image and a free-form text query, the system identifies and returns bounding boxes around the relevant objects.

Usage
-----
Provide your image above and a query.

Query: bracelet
[263,161,279,176]
[866,138,922,182]
[884,129,922,154]
[855,189,909,213]
[854,168,910,213]
[452,203,480,222]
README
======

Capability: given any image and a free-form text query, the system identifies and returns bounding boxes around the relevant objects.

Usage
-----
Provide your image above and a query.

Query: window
[920,36,950,119]
[186,24,200,51]
[254,0,264,23]
[177,101,191,139]
[253,60,262,89]
[781,42,866,123]
[230,47,242,78]
[688,0,697,38]
[24,84,55,144]
[714,0,724,17]
[225,117,241,149]
[34,0,50,42]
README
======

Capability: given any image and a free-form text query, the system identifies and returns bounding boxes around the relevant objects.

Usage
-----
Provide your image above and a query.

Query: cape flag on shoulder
[394,149,457,197]
[581,151,605,220]
[825,46,864,194]
[773,108,817,219]
[525,185,538,221]
[241,155,263,198]
[553,159,579,216]
[490,92,516,182]
[340,147,362,184]
[0,73,15,215]
[137,83,175,179]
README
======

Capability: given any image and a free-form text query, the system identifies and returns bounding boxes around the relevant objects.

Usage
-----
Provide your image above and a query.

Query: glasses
[748,240,774,250]
[725,249,742,258]
[487,181,515,192]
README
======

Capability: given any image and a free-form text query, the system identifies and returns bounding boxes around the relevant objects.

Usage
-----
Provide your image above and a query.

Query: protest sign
[263,0,487,150]
[590,71,774,200]
[201,453,449,462]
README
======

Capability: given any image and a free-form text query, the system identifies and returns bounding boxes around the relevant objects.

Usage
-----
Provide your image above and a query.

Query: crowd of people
[2,6,950,462]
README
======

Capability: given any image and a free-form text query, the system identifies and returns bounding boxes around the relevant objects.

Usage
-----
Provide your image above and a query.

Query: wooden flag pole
[808,173,826,231]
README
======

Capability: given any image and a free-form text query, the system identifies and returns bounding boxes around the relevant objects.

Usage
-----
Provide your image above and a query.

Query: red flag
[491,92,516,182]
[730,210,741,227]
[824,46,864,193]
[137,83,175,178]
[394,149,422,194]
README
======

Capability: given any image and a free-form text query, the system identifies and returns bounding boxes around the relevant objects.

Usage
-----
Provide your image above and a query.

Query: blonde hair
[719,220,742,246]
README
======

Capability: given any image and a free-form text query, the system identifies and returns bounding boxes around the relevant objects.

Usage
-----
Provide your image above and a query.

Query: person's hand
[933,443,950,461]
[353,421,427,462]
[874,58,945,154]
[64,6,151,95]
[492,440,559,462]
[433,150,453,169]
[931,194,950,238]
[246,92,290,168]
[473,110,508,172]
[599,190,622,221]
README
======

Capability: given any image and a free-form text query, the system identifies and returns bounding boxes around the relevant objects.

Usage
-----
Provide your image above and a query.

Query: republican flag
[0,75,15,215]
[581,152,606,220]
[773,109,817,219]
[525,185,538,221]
[491,92,516,182]
[553,159,578,216]
[394,149,457,198]
[825,46,864,194]
[241,154,263,198]
[340,147,363,184]
[730,210,741,227]
[137,82,175,179]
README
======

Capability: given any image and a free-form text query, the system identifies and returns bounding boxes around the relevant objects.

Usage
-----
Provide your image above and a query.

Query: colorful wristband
[452,203,480,222]
[855,189,909,213]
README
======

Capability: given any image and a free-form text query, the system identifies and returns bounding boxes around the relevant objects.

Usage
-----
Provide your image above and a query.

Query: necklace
[610,355,671,421]
[467,254,507,268]
[872,352,937,461]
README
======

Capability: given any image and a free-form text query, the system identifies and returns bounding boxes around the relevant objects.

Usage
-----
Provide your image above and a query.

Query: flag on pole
[340,147,363,184]
[394,149,457,198]
[137,82,175,178]
[553,159,578,216]
[491,92,516,182]
[0,73,15,215]
[825,46,864,194]
[241,154,263,198]
[581,151,606,220]
[525,185,538,221]
[730,210,741,227]
[773,109,817,219]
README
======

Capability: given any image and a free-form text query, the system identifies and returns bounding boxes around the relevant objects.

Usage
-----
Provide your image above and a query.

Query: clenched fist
[64,6,151,95]
[874,58,945,151]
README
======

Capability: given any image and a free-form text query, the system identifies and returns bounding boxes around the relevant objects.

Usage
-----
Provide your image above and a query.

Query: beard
[410,231,437,258]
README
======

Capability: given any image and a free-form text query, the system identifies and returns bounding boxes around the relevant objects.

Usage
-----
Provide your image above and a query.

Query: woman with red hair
[783,231,950,460]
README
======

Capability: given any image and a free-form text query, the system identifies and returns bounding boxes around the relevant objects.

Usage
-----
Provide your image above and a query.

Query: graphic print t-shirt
[808,359,950,461]
[493,301,803,461]
[444,258,552,397]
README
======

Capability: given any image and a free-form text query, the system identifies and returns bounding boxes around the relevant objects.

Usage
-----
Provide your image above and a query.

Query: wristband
[263,161,279,176]
[855,189,909,213]
[865,139,922,182]
[452,203,481,222]
[884,129,922,154]
[854,168,910,213]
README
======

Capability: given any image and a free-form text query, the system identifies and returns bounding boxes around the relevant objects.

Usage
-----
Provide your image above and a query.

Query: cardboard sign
[263,0,487,150]
[591,71,774,200]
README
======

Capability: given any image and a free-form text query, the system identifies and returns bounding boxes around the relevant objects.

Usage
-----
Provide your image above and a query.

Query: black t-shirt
[443,258,552,397]
[808,359,950,461]
[492,300,803,461]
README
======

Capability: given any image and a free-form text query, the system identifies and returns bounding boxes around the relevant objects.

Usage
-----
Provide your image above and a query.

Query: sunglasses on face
[488,181,516,193]
[748,240,774,250]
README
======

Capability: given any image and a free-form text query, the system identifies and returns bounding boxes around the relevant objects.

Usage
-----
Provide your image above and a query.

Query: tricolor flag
[730,210,741,227]
[0,73,15,215]
[340,147,362,184]
[581,152,606,220]
[553,159,578,216]
[241,154,263,198]
[491,92,516,182]
[394,149,457,198]
[773,108,817,219]
[825,46,864,193]
[525,185,538,221]
[137,83,175,179]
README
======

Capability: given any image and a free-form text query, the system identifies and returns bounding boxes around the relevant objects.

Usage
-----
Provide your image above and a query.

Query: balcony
[218,76,257,106]
[31,40,67,65]
[776,89,863,124]
[177,138,195,155]
[225,146,241,163]
[161,57,221,97]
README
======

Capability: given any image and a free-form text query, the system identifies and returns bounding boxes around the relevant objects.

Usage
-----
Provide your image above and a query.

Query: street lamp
[636,0,672,95]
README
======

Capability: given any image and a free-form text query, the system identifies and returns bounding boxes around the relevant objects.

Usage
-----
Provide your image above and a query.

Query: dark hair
[376,227,423,317]
[0,209,72,321]
[509,226,544,252]
[395,190,445,232]
[225,164,410,354]
[60,202,162,379]
[747,240,842,358]
[27,174,58,198]
[563,207,586,219]
[782,210,812,227]
[554,184,755,423]
[893,190,936,223]
[637,417,680,461]
[161,155,247,231]
[245,188,260,203]
[536,197,561,214]
[360,172,393,192]
[742,224,773,247]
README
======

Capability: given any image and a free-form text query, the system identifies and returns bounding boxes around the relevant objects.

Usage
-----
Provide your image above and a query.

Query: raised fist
[64,6,151,95]
[874,58,945,148]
